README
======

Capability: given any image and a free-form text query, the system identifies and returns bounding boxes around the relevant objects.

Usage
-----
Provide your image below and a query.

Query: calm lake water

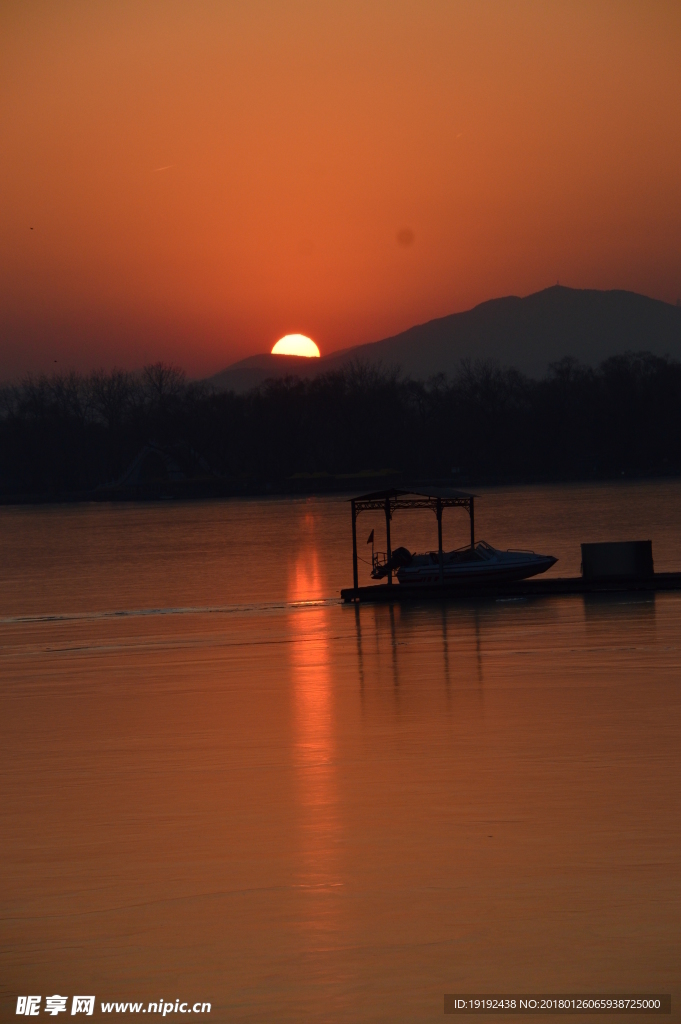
[1,482,680,1022]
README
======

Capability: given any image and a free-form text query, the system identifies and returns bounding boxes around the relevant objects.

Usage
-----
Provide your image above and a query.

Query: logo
[45,997,68,1016]
[16,997,41,1016]
[71,998,95,1016]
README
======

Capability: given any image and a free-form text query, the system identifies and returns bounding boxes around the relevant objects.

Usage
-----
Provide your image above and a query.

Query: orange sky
[1,0,680,379]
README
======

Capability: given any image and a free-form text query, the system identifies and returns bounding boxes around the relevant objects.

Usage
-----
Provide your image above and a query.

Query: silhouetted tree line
[1,353,680,497]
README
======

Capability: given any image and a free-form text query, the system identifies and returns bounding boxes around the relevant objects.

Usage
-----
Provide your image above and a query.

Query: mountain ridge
[206,285,681,393]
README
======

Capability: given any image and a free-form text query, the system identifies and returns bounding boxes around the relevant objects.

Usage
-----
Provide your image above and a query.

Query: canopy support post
[437,497,444,584]
[385,497,393,586]
[351,500,358,592]
[470,496,475,551]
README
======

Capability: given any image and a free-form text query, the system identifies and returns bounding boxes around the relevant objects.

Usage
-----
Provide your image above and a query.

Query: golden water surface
[1,483,680,1022]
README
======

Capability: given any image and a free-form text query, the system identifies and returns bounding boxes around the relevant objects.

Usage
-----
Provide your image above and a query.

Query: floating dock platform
[341,573,681,603]
[342,487,681,604]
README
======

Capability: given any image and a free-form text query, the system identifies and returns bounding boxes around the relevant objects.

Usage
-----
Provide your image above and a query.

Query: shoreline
[1,470,681,507]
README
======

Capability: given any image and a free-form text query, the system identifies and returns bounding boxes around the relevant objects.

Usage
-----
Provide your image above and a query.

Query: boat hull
[396,553,557,587]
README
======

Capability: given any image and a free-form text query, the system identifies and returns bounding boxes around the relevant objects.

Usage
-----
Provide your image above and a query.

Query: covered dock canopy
[350,487,476,589]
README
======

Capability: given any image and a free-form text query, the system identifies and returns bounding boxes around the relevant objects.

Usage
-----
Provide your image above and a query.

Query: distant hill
[206,285,681,393]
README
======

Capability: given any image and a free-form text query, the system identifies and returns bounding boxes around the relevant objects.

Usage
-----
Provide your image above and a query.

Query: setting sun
[271,335,320,358]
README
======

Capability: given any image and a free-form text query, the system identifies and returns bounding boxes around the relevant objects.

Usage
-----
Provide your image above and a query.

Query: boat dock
[341,487,681,603]
[341,572,681,603]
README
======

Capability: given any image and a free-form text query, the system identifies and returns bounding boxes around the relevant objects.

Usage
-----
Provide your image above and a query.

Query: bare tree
[142,363,187,406]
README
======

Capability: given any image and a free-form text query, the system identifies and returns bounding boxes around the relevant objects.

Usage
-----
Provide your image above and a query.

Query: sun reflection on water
[288,524,341,938]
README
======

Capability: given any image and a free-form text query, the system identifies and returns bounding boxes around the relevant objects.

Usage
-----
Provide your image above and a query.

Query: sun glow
[271,334,320,358]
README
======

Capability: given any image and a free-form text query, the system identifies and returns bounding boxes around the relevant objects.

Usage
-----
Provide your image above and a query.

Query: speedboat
[371,540,557,587]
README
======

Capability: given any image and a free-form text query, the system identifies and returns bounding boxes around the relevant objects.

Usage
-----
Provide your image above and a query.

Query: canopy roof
[351,487,475,515]
[352,486,474,502]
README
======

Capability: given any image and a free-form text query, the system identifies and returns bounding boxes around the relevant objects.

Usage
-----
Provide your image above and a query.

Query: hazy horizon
[1,281,680,386]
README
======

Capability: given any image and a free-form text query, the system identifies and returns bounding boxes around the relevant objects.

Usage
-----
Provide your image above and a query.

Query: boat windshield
[447,541,496,562]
